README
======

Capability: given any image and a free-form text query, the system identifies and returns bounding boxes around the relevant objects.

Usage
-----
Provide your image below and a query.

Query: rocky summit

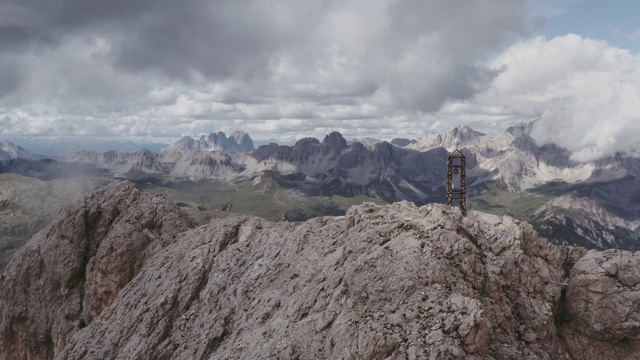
[2,182,640,359]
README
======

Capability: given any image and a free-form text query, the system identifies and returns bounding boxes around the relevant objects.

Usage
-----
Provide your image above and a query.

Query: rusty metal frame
[447,149,466,216]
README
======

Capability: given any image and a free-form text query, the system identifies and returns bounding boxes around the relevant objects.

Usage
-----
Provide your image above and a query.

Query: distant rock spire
[163,130,255,153]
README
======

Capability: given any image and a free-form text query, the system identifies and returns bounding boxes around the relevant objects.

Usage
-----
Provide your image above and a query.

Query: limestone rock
[5,185,640,359]
[0,174,108,271]
[562,250,640,359]
[0,181,194,359]
[57,202,583,359]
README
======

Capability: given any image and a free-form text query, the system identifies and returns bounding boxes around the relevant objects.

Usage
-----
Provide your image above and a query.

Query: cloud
[0,0,529,143]
[3,1,639,163]
[475,34,640,161]
[0,59,21,98]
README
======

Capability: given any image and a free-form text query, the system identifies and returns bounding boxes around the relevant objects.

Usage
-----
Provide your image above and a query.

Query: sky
[0,0,639,160]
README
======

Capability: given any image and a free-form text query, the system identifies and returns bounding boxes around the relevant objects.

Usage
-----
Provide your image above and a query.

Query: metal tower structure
[447,149,466,216]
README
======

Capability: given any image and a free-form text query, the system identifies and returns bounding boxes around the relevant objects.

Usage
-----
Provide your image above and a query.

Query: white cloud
[7,0,639,164]
[0,0,529,144]
[474,34,640,161]
[147,88,177,105]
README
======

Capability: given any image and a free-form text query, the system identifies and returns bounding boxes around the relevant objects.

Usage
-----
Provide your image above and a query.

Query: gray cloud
[0,0,531,144]
[0,59,21,98]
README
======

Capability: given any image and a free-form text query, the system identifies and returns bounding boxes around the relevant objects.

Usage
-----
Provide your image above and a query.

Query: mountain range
[2,122,640,254]
[63,124,640,251]
[2,126,640,358]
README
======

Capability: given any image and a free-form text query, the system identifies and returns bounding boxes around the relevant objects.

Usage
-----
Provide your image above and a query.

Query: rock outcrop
[0,182,194,359]
[562,250,640,359]
[0,174,109,271]
[2,184,640,359]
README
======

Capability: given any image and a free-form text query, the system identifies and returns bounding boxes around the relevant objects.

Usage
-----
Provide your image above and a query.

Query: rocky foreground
[1,182,640,359]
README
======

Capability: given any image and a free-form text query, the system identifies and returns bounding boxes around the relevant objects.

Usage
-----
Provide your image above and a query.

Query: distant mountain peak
[506,120,535,137]
[175,136,197,148]
[1,140,26,154]
[231,130,248,140]
[322,132,348,150]
[409,125,486,152]
[449,125,485,138]
[164,130,254,153]
[0,140,44,160]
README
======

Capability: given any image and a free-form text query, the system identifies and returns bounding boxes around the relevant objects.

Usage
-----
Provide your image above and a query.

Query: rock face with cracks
[0,181,195,359]
[2,182,640,359]
[562,250,640,359]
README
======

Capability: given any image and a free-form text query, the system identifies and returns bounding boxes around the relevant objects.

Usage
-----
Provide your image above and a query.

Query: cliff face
[1,182,640,359]
[563,250,640,359]
[0,182,194,359]
[0,174,109,271]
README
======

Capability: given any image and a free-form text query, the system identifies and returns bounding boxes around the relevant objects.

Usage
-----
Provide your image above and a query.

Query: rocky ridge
[0,182,194,359]
[0,174,109,270]
[533,195,640,250]
[2,182,640,359]
[10,125,640,256]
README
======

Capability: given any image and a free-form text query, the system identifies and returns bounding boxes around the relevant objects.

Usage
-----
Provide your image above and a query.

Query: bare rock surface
[4,183,640,359]
[0,181,194,359]
[58,201,583,359]
[0,174,109,270]
[562,250,640,359]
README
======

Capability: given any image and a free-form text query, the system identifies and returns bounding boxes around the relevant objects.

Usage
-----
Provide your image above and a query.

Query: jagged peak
[176,135,194,142]
[164,130,254,153]
[411,125,486,152]
[294,137,320,147]
[231,130,248,140]
[448,125,486,137]
[506,119,537,137]
[322,131,348,149]
[1,140,20,149]
[0,140,42,160]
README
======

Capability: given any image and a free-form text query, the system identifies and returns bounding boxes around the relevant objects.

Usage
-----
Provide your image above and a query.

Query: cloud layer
[0,0,528,141]
[0,0,639,161]
[477,34,640,161]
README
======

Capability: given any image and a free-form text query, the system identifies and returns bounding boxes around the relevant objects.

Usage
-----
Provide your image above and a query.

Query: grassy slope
[138,176,387,223]
[142,177,548,226]
[468,182,551,220]
[140,177,300,221]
